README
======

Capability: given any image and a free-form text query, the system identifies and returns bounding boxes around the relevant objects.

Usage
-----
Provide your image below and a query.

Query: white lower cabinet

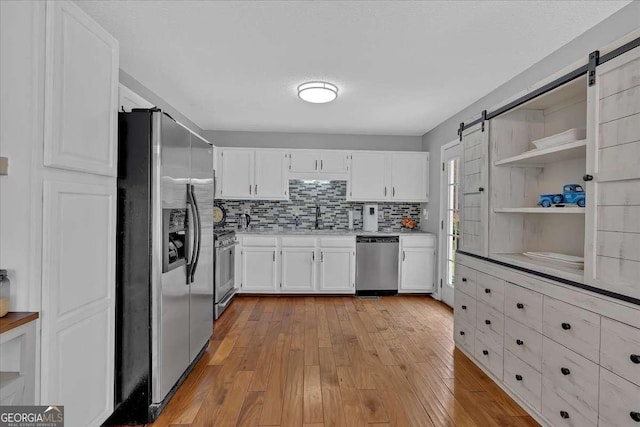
[281,247,316,292]
[319,247,355,293]
[599,368,640,427]
[399,235,436,293]
[241,246,278,293]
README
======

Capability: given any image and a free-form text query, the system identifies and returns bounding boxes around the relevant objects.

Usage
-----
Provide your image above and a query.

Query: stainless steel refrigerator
[107,109,214,424]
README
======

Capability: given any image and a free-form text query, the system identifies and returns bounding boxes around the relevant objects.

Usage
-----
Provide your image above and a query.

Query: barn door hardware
[481,110,487,132]
[588,50,599,87]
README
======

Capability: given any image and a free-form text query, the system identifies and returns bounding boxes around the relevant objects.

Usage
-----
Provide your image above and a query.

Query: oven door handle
[217,241,238,252]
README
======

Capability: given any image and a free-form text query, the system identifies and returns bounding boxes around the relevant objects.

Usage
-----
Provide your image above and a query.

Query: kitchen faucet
[315,203,321,230]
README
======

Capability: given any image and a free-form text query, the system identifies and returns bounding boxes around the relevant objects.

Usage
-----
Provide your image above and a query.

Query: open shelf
[494,207,585,214]
[494,139,586,167]
[492,253,584,283]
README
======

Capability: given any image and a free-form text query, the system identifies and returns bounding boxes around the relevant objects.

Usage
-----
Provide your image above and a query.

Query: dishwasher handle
[356,236,399,244]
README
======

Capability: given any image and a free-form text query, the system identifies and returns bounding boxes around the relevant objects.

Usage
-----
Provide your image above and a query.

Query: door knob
[516,339,524,346]
[459,331,465,336]
[561,367,571,376]
[485,319,491,325]
[516,303,524,309]
[560,411,570,419]
[631,354,640,364]
[582,174,593,182]
[482,350,489,355]
[484,288,491,294]
[630,412,640,422]
[561,323,571,330]
[515,374,523,381]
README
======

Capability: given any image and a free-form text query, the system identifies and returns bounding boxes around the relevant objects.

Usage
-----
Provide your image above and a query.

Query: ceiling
[77,1,630,136]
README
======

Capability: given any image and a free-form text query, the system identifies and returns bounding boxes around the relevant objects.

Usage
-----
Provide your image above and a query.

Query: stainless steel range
[214,230,237,319]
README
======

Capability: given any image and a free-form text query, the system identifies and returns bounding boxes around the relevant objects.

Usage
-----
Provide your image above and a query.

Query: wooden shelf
[492,253,584,283]
[0,312,39,334]
[494,140,586,167]
[494,207,585,214]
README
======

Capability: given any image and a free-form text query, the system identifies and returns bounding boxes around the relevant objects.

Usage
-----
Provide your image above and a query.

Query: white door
[400,247,435,292]
[289,151,319,173]
[318,248,355,293]
[281,247,316,292]
[349,152,388,201]
[242,247,277,292]
[219,149,253,199]
[585,47,640,300]
[390,153,429,202]
[439,141,462,307]
[254,150,288,200]
[319,151,349,174]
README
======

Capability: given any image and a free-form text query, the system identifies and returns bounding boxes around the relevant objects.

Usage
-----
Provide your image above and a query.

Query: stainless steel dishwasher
[356,236,399,295]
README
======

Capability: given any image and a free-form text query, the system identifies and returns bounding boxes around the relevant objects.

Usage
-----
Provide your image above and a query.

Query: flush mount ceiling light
[297,81,338,104]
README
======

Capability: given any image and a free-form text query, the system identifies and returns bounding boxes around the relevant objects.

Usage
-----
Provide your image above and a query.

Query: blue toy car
[538,184,586,208]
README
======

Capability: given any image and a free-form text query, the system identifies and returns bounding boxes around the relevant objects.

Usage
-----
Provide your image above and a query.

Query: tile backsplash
[218,180,421,230]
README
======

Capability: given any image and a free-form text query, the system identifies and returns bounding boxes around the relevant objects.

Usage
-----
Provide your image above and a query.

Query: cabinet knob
[631,354,640,364]
[482,350,489,356]
[485,319,491,325]
[515,374,523,381]
[516,303,524,309]
[630,412,640,422]
[582,174,594,182]
[561,367,571,376]
[462,278,467,282]
[516,339,524,346]
[484,288,491,294]
[461,305,467,310]
[459,331,465,336]
[560,411,570,419]
[478,187,485,192]
[561,322,571,330]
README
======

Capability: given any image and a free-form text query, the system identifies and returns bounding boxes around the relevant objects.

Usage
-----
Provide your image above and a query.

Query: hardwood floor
[150,296,539,427]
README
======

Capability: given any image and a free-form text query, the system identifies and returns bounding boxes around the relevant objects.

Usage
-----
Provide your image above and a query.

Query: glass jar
[0,269,9,317]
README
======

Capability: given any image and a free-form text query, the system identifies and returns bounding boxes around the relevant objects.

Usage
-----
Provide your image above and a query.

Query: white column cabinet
[280,247,316,293]
[399,235,436,293]
[218,148,288,200]
[318,247,355,293]
[241,246,278,293]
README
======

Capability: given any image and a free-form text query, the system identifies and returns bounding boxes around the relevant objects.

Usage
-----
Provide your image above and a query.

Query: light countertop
[235,228,434,237]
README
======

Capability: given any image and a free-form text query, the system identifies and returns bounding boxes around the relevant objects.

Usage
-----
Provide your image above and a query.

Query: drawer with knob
[476,271,505,313]
[599,368,640,427]
[454,289,476,327]
[474,330,503,380]
[541,377,597,427]
[455,264,477,298]
[601,317,640,386]
[454,319,475,355]
[504,349,542,412]
[542,337,599,422]
[505,283,543,332]
[543,296,601,362]
[505,318,543,372]
[476,302,504,350]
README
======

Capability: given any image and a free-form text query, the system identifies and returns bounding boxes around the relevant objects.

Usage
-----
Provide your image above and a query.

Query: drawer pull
[484,288,491,294]
[630,412,640,422]
[560,411,570,419]
[482,350,489,356]
[631,354,640,364]
[560,367,571,376]
[516,339,524,346]
[485,319,491,325]
[462,278,467,282]
[561,322,571,330]
[515,374,523,381]
[459,331,465,336]
[461,305,467,310]
[516,303,524,309]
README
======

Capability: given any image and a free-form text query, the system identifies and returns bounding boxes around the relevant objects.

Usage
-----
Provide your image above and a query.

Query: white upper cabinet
[218,148,288,200]
[585,47,640,299]
[319,151,349,174]
[348,152,388,201]
[288,150,350,179]
[254,150,288,199]
[349,151,429,202]
[289,151,319,173]
[219,149,253,199]
[390,153,429,202]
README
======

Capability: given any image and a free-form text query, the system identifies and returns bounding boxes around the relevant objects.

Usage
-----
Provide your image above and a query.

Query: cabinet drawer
[455,263,477,298]
[601,317,640,386]
[543,297,601,362]
[454,290,476,327]
[281,237,316,247]
[476,272,505,313]
[541,378,597,427]
[474,330,503,380]
[319,237,355,248]
[476,302,504,349]
[542,338,599,417]
[242,236,278,247]
[504,350,541,412]
[505,284,543,332]
[454,319,475,355]
[504,319,542,372]
[599,368,640,427]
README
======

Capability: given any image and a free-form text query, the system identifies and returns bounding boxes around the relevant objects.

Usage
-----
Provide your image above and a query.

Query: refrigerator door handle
[189,184,202,283]
[186,183,198,284]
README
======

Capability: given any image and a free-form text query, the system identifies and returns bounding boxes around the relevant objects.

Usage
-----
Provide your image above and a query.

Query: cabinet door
[254,150,288,200]
[390,152,429,202]
[281,247,316,292]
[219,149,253,199]
[242,247,277,292]
[348,152,388,201]
[459,125,489,256]
[289,151,319,173]
[319,151,349,174]
[400,247,435,292]
[585,47,640,300]
[319,248,355,293]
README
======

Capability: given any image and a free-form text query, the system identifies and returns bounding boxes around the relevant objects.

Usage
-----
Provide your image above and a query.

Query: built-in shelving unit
[493,207,585,214]
[493,139,586,167]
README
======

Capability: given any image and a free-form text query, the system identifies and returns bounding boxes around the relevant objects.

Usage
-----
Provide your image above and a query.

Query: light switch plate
[0,157,7,175]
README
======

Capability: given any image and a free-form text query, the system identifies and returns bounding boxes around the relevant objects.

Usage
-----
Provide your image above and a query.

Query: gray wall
[204,130,422,151]
[120,70,204,135]
[421,2,640,234]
